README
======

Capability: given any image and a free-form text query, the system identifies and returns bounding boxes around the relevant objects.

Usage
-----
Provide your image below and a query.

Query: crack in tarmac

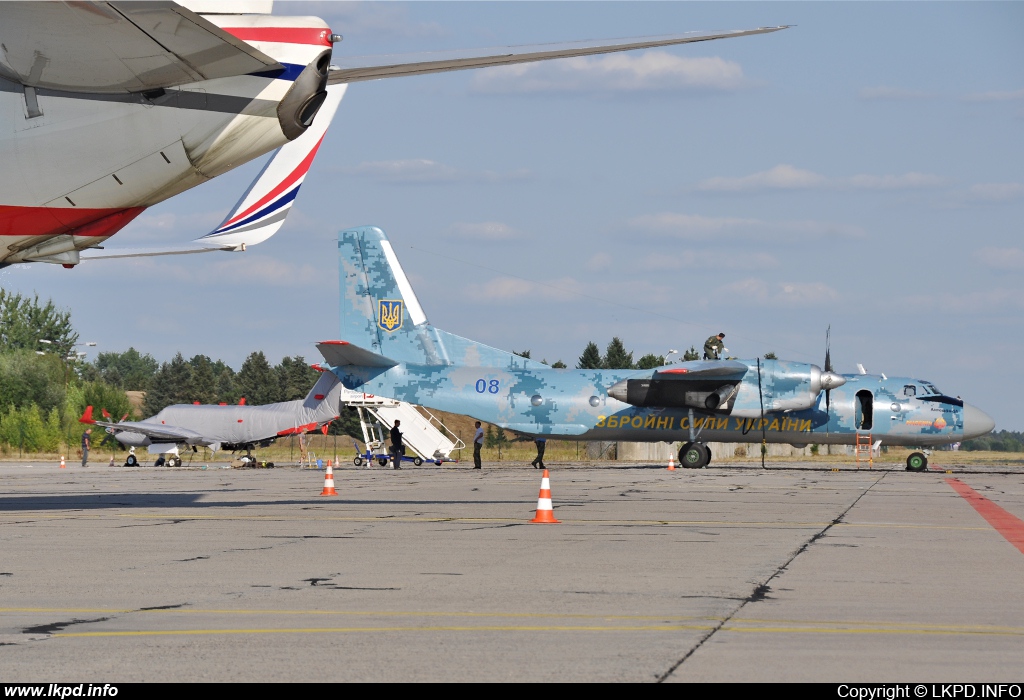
[655,471,889,683]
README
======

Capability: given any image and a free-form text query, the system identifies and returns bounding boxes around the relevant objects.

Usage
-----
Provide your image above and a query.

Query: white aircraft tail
[82,84,345,260]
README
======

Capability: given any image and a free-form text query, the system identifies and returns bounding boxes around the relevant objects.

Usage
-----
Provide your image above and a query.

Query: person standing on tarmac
[390,420,404,469]
[473,421,484,469]
[703,333,728,360]
[81,428,91,467]
[531,437,546,469]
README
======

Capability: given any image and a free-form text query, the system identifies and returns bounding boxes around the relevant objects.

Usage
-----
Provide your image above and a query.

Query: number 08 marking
[475,379,500,394]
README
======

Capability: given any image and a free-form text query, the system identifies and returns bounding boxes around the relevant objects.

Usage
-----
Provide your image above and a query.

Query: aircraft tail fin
[79,406,95,424]
[337,226,542,369]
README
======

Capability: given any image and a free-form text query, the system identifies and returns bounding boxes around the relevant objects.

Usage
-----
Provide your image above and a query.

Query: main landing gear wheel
[413,457,423,466]
[679,442,710,469]
[906,452,928,472]
[353,456,364,467]
[377,458,389,467]
[124,454,138,467]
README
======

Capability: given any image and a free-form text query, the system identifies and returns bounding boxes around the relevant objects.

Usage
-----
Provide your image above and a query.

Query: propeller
[824,325,832,412]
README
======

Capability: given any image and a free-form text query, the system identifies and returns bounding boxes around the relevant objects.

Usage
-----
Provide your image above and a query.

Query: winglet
[197,84,346,249]
[81,84,346,260]
[79,406,95,424]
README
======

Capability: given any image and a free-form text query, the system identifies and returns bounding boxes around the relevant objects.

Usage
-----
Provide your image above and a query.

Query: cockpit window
[903,385,916,397]
[923,383,940,395]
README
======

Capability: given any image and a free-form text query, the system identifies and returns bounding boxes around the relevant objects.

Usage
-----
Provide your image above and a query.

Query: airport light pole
[664,349,678,365]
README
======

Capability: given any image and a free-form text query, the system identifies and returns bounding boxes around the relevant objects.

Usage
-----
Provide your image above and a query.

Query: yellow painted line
[55,624,712,638]
[51,623,1024,639]
[0,513,996,532]
[721,624,1024,637]
[0,607,716,622]
[733,617,1024,633]
[7,609,1019,635]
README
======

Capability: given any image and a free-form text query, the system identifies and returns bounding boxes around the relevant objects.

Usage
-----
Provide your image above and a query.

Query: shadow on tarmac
[0,494,533,511]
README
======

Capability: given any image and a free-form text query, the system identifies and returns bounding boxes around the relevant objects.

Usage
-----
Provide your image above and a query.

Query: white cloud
[901,288,1024,313]
[466,276,585,302]
[340,159,531,185]
[964,183,1024,203]
[444,221,522,242]
[120,210,225,242]
[697,164,945,193]
[962,89,1024,102]
[975,247,1024,270]
[859,86,934,101]
[585,252,613,272]
[845,173,946,189]
[470,51,745,94]
[627,212,864,241]
[636,251,779,272]
[206,256,318,288]
[720,278,839,307]
[698,165,826,192]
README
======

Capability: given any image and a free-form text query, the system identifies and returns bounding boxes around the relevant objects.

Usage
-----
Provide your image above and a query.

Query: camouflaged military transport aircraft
[0,0,786,268]
[317,226,995,472]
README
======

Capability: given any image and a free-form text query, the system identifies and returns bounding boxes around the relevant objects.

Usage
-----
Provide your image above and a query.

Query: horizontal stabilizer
[316,341,397,369]
[327,27,788,84]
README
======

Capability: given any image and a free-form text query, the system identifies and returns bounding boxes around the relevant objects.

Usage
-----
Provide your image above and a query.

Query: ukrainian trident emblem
[378,300,404,332]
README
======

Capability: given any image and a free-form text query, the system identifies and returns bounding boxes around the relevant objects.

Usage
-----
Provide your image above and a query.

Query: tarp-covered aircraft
[317,226,995,472]
[80,368,344,466]
[0,0,786,267]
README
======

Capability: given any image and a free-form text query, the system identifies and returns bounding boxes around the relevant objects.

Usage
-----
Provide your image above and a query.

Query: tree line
[0,292,360,454]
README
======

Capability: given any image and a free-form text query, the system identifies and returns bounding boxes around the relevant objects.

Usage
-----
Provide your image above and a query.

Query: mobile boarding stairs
[341,388,464,467]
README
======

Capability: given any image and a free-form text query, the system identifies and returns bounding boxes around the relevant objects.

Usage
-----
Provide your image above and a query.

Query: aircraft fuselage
[339,361,991,447]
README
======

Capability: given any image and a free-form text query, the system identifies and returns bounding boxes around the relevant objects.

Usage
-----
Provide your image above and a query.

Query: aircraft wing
[327,27,788,84]
[81,83,345,260]
[80,407,204,443]
[0,2,280,94]
[654,360,749,380]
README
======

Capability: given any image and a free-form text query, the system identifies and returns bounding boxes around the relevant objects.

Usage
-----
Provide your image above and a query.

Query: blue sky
[3,2,1022,428]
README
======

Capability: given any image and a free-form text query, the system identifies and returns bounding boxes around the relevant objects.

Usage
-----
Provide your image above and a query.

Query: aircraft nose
[962,403,995,440]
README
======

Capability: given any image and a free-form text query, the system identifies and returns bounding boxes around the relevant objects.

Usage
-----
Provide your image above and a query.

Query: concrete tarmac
[1,460,1022,682]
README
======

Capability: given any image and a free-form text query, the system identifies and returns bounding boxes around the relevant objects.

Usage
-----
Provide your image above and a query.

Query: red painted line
[0,205,142,238]
[946,478,1024,555]
[222,27,331,46]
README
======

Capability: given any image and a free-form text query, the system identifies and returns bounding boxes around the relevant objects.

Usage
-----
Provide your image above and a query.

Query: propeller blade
[824,325,832,435]
[824,325,832,373]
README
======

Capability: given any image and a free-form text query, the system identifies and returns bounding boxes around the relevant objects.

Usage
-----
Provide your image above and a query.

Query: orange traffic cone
[667,453,676,471]
[60,455,66,469]
[529,469,560,523]
[319,463,338,496]
[327,459,332,468]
